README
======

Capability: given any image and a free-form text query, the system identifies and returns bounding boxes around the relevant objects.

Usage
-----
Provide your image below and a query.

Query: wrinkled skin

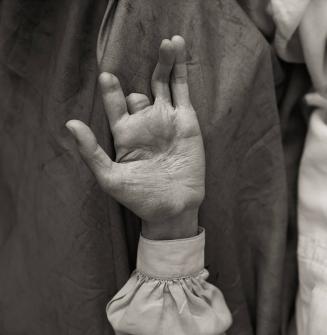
[66,36,205,235]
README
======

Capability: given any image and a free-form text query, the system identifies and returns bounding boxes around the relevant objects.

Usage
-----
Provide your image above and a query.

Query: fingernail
[160,39,170,47]
[99,72,109,83]
[99,72,118,91]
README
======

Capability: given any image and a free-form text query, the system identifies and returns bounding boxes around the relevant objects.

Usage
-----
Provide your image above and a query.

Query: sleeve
[269,0,311,62]
[296,108,327,335]
[106,227,232,335]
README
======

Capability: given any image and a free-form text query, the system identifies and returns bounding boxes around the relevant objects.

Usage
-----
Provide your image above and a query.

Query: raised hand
[66,36,205,239]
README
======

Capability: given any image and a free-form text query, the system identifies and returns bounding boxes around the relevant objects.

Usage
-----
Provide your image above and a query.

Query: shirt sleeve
[106,227,232,335]
[297,108,327,335]
[269,0,311,62]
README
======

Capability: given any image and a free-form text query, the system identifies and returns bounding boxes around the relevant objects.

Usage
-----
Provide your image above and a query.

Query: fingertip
[98,72,111,85]
[159,39,175,65]
[65,119,96,149]
[65,119,75,131]
[65,119,83,137]
[99,72,120,92]
[171,35,186,61]
[160,38,172,49]
[171,35,185,45]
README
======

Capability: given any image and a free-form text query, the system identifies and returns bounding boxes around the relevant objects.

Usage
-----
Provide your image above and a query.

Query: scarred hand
[66,36,205,239]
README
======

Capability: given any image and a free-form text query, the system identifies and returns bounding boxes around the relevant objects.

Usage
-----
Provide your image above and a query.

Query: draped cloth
[0,0,301,334]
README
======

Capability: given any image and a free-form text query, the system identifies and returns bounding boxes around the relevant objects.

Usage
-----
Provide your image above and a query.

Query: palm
[110,101,204,222]
[66,36,205,223]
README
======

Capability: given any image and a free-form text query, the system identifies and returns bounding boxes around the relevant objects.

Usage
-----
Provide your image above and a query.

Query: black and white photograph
[0,0,326,334]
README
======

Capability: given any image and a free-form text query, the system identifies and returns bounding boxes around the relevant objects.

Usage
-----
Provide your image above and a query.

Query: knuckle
[173,71,187,81]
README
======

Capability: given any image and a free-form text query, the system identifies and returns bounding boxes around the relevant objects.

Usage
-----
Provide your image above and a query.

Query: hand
[299,0,327,97]
[305,92,327,123]
[66,36,205,239]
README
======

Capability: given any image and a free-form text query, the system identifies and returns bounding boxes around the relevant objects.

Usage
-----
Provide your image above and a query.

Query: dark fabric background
[0,1,122,334]
[0,0,308,334]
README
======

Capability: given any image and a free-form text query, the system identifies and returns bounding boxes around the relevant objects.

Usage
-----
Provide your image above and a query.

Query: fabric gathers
[270,0,311,62]
[107,228,232,335]
[297,108,327,335]
[239,0,311,62]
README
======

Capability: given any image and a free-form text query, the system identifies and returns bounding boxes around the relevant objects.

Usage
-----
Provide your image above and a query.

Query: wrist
[141,208,199,240]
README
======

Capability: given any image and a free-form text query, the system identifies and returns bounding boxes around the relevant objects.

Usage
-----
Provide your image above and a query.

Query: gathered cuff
[106,227,232,335]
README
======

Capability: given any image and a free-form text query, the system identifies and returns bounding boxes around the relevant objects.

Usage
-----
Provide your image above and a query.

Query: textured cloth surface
[0,0,298,334]
[297,109,327,335]
[107,229,232,335]
[0,1,125,334]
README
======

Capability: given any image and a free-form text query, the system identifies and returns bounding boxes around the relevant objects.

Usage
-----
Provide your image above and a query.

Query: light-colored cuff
[137,227,205,279]
[107,227,232,335]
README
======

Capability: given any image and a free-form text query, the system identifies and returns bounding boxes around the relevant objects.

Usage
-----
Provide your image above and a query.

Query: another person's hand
[66,36,205,239]
[299,0,327,97]
[305,92,327,124]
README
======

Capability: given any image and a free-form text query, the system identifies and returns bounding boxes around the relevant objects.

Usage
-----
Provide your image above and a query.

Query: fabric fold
[298,109,327,238]
[107,228,232,335]
[270,0,311,62]
[297,107,327,335]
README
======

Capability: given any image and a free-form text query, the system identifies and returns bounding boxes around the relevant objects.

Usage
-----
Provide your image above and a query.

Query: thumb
[66,120,115,190]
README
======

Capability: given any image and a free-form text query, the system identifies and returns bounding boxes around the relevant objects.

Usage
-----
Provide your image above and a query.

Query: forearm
[141,207,199,240]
